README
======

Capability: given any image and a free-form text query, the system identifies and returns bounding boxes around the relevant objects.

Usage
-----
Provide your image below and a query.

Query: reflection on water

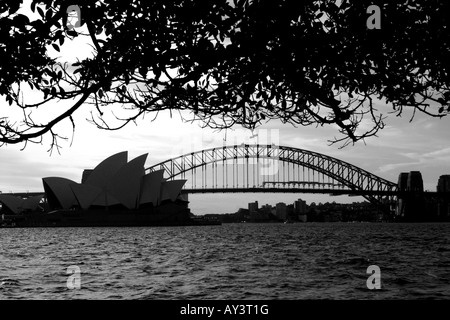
[1,223,449,299]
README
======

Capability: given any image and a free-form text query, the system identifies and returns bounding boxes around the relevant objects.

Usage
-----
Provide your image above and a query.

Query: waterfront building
[0,194,44,214]
[235,208,249,221]
[275,202,287,220]
[0,151,187,216]
[294,199,307,214]
[260,204,273,214]
[437,175,450,192]
[396,171,425,221]
[43,151,187,211]
[437,175,450,218]
[295,199,308,222]
[248,201,259,214]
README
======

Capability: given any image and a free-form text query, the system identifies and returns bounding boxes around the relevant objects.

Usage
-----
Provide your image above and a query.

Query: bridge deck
[2,190,449,198]
[181,188,448,198]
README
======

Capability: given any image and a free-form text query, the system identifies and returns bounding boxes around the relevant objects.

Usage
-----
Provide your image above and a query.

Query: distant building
[251,210,270,221]
[437,175,450,192]
[287,204,294,215]
[248,201,258,214]
[235,208,249,221]
[260,204,276,220]
[294,199,307,214]
[437,175,450,218]
[295,198,308,222]
[396,171,425,220]
[276,202,287,220]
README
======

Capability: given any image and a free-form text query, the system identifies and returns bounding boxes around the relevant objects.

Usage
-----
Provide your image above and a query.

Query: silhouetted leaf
[66,30,78,37]
[36,6,44,18]
[45,8,52,21]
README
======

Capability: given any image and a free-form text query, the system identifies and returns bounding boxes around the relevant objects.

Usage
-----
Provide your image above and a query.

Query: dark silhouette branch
[0,0,449,150]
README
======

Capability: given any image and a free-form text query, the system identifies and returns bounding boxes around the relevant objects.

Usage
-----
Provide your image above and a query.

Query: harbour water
[1,222,449,300]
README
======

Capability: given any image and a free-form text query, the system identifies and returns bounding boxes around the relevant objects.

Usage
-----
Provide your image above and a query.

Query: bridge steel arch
[146,145,398,205]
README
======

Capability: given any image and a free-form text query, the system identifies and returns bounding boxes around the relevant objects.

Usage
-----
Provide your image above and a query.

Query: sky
[1,3,450,214]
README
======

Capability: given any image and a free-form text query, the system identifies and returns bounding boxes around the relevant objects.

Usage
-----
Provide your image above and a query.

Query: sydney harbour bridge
[146,144,398,207]
[144,144,450,219]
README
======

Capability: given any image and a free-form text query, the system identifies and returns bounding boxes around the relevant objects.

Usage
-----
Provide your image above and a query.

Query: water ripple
[0,223,449,299]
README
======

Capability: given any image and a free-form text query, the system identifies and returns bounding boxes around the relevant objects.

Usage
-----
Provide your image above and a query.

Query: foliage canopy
[1,0,449,150]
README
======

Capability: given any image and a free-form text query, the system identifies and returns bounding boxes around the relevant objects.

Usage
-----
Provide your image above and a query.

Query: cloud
[378,161,422,173]
[418,147,450,160]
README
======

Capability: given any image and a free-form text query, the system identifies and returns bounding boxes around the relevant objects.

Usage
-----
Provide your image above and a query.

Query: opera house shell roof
[41,151,187,212]
[0,194,44,214]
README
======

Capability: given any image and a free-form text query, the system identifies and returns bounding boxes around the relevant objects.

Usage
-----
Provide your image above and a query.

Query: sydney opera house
[0,151,215,227]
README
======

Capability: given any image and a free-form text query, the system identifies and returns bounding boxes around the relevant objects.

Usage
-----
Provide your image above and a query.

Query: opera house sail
[1,151,219,227]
